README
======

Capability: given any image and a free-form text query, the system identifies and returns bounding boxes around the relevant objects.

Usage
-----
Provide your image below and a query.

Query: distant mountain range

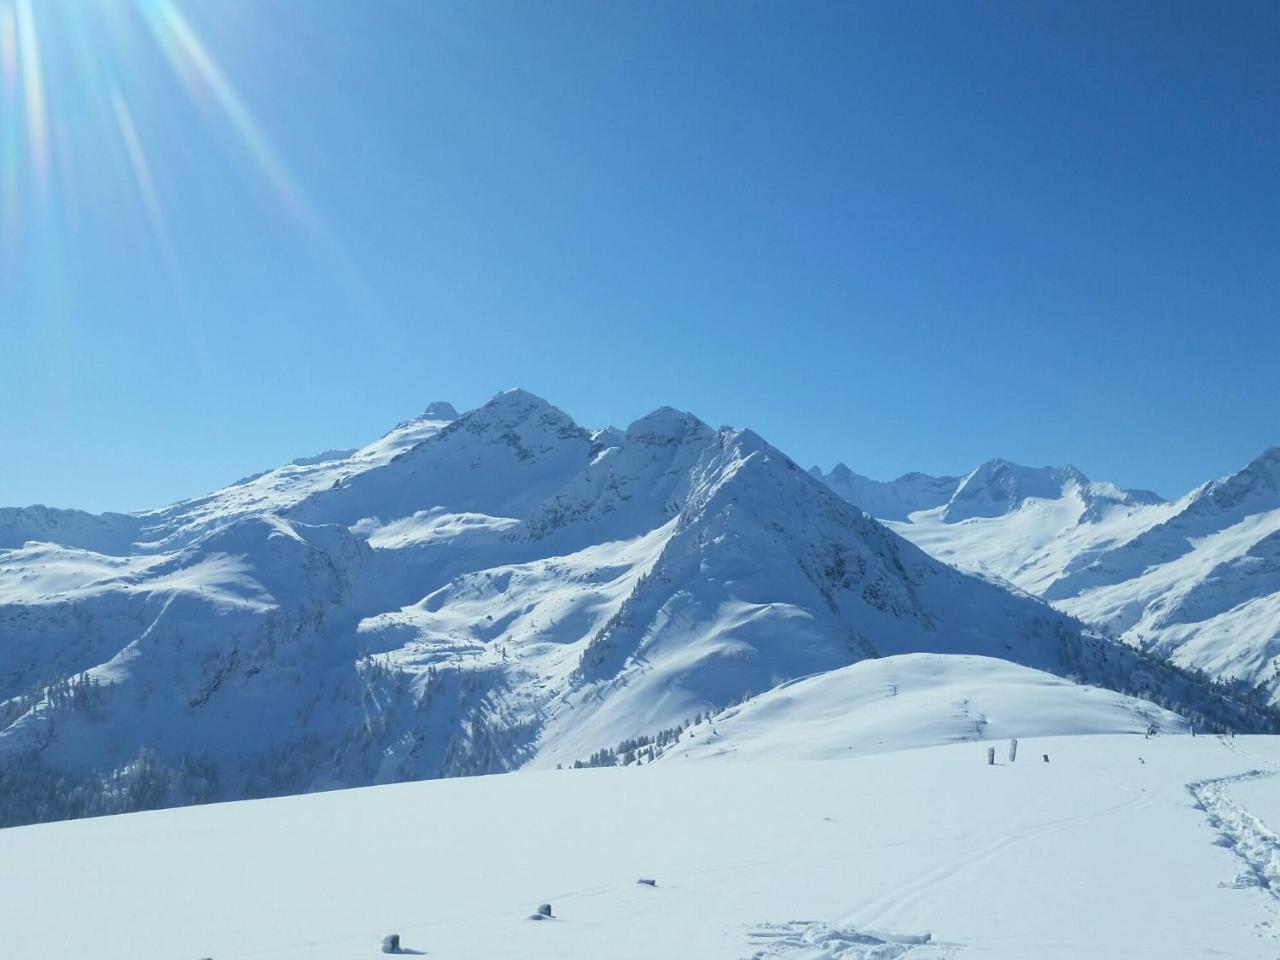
[0,390,1272,827]
[813,448,1280,695]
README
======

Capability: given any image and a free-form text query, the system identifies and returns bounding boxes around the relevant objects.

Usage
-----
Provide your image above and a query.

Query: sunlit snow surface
[4,734,1280,958]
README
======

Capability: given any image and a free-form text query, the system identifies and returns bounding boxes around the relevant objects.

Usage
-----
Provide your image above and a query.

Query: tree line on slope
[3,627,1279,828]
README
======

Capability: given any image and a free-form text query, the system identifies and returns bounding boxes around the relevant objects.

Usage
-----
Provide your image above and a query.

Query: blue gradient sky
[2,0,1277,512]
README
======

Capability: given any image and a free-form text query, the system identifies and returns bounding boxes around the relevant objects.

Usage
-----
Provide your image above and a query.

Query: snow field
[3,734,1280,959]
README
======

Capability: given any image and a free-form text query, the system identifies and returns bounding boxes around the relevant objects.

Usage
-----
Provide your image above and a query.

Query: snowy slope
[4,733,1280,959]
[662,653,1188,764]
[811,460,1172,595]
[136,400,462,545]
[0,392,1269,827]
[815,452,1280,699]
[1047,449,1280,689]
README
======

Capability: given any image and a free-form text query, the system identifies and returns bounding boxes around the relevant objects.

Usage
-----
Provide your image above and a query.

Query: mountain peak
[943,460,1082,522]
[431,388,583,449]
[1191,445,1280,516]
[1214,444,1280,486]
[485,387,554,410]
[812,464,960,521]
[967,458,1088,483]
[454,388,580,431]
[420,401,459,421]
[625,407,713,444]
[391,401,460,433]
[1247,446,1280,473]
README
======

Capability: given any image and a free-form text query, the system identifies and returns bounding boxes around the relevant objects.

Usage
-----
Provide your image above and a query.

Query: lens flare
[138,0,313,224]
[110,84,180,285]
[0,8,16,92]
[1,7,19,250]
[2,0,370,323]
[13,0,49,192]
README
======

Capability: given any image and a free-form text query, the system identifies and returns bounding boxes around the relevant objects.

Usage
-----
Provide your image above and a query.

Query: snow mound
[668,654,1189,763]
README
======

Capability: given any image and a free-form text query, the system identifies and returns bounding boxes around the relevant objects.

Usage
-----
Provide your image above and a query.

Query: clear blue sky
[2,0,1277,512]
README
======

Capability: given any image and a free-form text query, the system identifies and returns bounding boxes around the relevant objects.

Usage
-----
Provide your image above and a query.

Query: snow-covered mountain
[809,464,963,522]
[813,450,1280,699]
[0,392,1267,827]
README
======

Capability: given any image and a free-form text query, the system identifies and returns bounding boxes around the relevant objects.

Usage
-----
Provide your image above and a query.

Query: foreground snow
[3,734,1280,958]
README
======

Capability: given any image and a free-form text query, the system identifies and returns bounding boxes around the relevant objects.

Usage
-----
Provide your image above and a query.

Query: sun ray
[137,0,314,225]
[131,0,376,316]
[1,6,19,251]
[1,0,374,327]
[0,6,15,91]
[13,0,49,193]
[110,82,181,287]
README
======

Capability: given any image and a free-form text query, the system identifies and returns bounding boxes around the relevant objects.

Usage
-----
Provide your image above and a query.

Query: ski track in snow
[747,739,1280,959]
[742,761,1160,959]
[745,921,952,959]
[852,779,1156,933]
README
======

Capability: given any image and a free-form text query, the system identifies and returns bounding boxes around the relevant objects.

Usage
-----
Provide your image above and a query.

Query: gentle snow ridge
[662,653,1188,764]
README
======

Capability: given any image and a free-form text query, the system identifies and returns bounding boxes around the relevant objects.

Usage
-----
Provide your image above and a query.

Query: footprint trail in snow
[1189,768,1280,899]
[745,920,955,959]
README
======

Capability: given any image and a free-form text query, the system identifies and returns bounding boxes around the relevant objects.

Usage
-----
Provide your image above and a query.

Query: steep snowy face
[534,429,1246,769]
[817,450,1280,699]
[942,460,1081,522]
[1044,449,1280,691]
[0,392,1266,828]
[1053,448,1280,600]
[503,406,719,548]
[1196,447,1280,515]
